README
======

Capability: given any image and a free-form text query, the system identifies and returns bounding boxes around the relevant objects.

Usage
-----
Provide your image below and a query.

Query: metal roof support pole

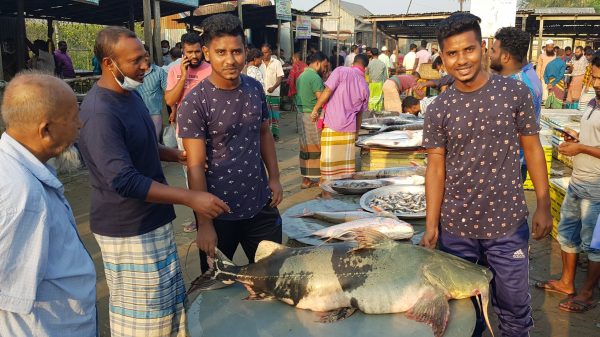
[152,0,162,66]
[336,0,340,67]
[16,0,26,72]
[47,19,53,52]
[303,39,307,63]
[521,16,526,32]
[372,21,376,48]
[528,33,534,63]
[237,0,243,29]
[537,16,544,62]
[319,18,323,51]
[290,21,294,56]
[143,0,154,62]
[277,20,282,59]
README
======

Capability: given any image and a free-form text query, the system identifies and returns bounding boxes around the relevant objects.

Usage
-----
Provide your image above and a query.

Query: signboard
[275,0,292,21]
[296,15,311,39]
[469,0,517,38]
[160,0,199,7]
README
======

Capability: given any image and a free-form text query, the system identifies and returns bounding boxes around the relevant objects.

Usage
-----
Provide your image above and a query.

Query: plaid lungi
[266,95,281,138]
[297,112,321,178]
[94,223,188,337]
[320,127,356,181]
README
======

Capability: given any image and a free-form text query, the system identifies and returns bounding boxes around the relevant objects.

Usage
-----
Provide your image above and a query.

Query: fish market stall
[187,283,476,337]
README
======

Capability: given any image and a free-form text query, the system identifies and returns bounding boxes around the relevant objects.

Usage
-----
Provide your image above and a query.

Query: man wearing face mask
[78,26,229,337]
[161,40,171,66]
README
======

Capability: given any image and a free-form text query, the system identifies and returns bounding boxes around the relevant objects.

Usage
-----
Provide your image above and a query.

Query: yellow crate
[549,178,569,239]
[522,146,553,190]
[360,148,426,171]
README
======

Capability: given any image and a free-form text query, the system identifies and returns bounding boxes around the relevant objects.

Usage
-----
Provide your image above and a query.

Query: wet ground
[61,111,599,337]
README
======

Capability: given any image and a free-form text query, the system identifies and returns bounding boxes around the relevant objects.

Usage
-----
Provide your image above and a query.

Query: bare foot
[535,279,576,296]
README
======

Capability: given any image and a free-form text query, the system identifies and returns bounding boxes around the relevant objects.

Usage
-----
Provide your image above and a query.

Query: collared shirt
[366,58,388,83]
[166,61,212,107]
[137,64,167,115]
[295,67,325,113]
[260,56,284,97]
[177,76,271,220]
[323,66,370,133]
[423,74,538,239]
[0,133,96,336]
[53,50,75,78]
[571,99,600,201]
[415,49,432,70]
[402,51,417,71]
[569,56,589,77]
[247,65,264,88]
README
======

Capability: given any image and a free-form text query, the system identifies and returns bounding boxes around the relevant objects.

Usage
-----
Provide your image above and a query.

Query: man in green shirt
[295,51,329,188]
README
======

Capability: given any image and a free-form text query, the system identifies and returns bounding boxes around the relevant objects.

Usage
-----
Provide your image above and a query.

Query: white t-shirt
[259,57,284,97]
[390,53,397,67]
[345,52,356,66]
[403,51,417,71]
[378,53,391,69]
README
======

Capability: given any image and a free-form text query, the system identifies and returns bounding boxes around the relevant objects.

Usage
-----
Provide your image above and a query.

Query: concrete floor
[61,111,600,337]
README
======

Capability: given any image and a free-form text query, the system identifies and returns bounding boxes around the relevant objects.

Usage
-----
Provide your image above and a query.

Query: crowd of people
[1,38,77,80]
[1,9,600,337]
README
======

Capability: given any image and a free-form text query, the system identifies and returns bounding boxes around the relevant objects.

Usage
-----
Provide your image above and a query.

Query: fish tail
[210,249,240,283]
[479,286,494,337]
[289,208,313,218]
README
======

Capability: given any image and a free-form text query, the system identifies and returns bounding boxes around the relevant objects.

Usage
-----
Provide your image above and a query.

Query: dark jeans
[200,202,282,273]
[520,163,528,184]
[439,222,532,337]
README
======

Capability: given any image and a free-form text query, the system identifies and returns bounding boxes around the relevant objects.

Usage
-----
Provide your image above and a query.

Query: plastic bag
[162,123,177,148]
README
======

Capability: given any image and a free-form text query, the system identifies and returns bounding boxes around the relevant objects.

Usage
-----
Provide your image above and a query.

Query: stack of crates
[360,148,426,171]
[523,128,553,190]
[549,177,570,239]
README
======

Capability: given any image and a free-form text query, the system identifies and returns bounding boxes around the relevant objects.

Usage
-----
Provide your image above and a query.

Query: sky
[294,0,472,14]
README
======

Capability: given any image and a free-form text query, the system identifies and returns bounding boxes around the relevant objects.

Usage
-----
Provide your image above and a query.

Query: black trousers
[200,203,282,273]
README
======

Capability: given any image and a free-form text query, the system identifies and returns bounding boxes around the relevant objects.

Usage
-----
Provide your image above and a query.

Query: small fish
[329,179,391,195]
[350,166,426,180]
[370,192,426,214]
[310,217,414,240]
[290,209,397,224]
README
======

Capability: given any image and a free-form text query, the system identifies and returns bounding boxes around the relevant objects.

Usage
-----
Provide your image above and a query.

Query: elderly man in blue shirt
[0,72,97,336]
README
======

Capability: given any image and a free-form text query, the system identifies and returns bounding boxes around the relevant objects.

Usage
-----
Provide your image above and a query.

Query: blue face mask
[110,59,143,91]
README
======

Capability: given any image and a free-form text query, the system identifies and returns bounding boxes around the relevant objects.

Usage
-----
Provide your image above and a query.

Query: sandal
[559,297,597,313]
[535,280,576,296]
[182,222,197,233]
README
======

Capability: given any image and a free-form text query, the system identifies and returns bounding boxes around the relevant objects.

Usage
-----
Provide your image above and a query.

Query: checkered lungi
[320,127,356,181]
[94,223,188,337]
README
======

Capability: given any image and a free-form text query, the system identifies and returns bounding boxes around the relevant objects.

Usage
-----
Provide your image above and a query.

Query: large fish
[290,209,397,224]
[211,229,493,337]
[362,115,422,130]
[376,122,424,133]
[349,166,426,180]
[325,179,393,195]
[310,217,414,241]
[360,130,423,148]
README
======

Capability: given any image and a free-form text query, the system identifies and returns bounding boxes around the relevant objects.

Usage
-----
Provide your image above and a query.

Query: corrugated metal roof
[340,1,372,19]
[533,7,596,15]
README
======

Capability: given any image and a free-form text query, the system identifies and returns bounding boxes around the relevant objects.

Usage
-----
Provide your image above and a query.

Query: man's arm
[260,121,283,207]
[558,141,600,159]
[181,138,219,257]
[420,147,445,248]
[165,58,189,107]
[311,87,333,122]
[268,76,284,93]
[158,145,185,165]
[521,135,552,239]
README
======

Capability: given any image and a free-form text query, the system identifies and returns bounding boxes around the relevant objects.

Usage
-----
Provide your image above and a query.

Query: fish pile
[375,122,424,133]
[310,217,414,241]
[361,114,421,130]
[321,176,425,195]
[349,166,426,180]
[369,192,426,214]
[358,130,423,149]
[291,209,397,224]
[209,229,493,337]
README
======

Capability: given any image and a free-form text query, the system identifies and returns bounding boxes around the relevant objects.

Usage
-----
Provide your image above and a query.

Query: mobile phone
[555,126,579,141]
[182,55,189,69]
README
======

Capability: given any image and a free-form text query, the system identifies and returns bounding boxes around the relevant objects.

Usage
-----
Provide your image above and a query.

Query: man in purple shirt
[311,54,370,198]
[54,41,75,78]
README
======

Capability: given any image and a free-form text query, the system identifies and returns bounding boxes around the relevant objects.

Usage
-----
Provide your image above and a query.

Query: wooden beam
[237,0,243,29]
[152,0,162,66]
[372,21,376,48]
[535,15,600,21]
[537,17,544,62]
[277,20,281,59]
[319,18,323,50]
[521,16,526,32]
[16,0,26,72]
[143,0,153,62]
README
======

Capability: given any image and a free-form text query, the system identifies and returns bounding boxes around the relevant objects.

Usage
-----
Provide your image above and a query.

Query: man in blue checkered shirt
[137,45,167,140]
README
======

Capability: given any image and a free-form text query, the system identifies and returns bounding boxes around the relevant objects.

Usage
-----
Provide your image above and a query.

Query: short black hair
[371,48,380,56]
[180,32,202,47]
[261,43,272,51]
[246,48,261,62]
[421,40,427,48]
[307,51,327,64]
[592,51,600,68]
[585,48,594,56]
[575,46,584,52]
[354,53,369,67]
[494,27,529,64]
[161,40,169,45]
[201,14,244,46]
[402,96,420,111]
[432,56,443,70]
[33,39,48,51]
[409,43,417,50]
[58,40,67,48]
[436,12,482,51]
[565,46,572,51]
[351,44,358,52]
[170,47,182,58]
[94,26,137,60]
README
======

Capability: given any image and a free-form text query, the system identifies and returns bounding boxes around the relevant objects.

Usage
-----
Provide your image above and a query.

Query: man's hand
[267,87,274,94]
[531,207,553,240]
[310,110,320,123]
[169,111,176,123]
[177,150,187,166]
[180,55,190,77]
[186,191,230,219]
[269,178,283,207]
[558,142,582,156]
[419,227,439,248]
[196,220,217,258]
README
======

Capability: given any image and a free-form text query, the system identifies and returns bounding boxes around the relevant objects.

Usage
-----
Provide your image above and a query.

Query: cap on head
[381,46,388,52]
[545,39,554,46]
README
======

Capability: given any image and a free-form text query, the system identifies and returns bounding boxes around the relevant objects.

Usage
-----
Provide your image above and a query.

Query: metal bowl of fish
[360,185,426,219]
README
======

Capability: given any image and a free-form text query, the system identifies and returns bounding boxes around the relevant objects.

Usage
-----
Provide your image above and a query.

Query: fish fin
[242,284,276,301]
[349,228,394,251]
[210,249,240,283]
[255,240,287,262]
[289,208,313,218]
[405,290,450,337]
[316,307,357,323]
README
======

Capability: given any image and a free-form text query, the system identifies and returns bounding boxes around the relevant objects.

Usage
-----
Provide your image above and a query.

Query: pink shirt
[166,61,212,106]
[323,66,369,133]
[415,49,432,70]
